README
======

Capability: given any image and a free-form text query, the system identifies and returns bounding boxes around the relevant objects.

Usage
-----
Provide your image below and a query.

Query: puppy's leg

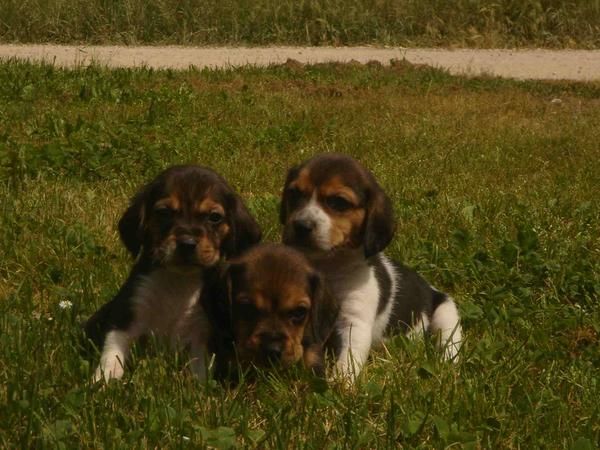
[406,312,430,340]
[189,341,209,382]
[94,329,132,382]
[430,296,462,360]
[185,310,211,381]
[334,320,374,381]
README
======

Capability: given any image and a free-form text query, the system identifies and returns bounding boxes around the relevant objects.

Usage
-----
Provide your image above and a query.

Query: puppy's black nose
[293,219,315,238]
[260,332,285,363]
[177,237,197,256]
[264,341,283,363]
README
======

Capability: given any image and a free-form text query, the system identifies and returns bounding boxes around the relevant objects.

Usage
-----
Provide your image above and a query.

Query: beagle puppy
[84,165,261,382]
[201,244,338,381]
[280,153,462,380]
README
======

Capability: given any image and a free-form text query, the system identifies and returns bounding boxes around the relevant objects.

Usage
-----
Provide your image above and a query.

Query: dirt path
[1,45,599,81]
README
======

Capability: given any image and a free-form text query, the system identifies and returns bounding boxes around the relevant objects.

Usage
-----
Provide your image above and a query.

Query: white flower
[58,300,73,310]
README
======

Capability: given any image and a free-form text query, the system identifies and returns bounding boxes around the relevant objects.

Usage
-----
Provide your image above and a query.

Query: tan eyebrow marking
[250,292,269,312]
[279,296,311,312]
[289,167,314,193]
[319,176,360,205]
[196,197,225,215]
[154,195,180,210]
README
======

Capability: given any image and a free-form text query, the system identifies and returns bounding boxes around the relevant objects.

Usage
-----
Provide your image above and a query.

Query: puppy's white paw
[93,357,125,383]
[92,330,130,383]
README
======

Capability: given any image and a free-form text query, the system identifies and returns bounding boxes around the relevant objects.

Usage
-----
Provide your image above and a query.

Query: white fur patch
[430,296,462,360]
[312,254,379,381]
[334,282,378,381]
[406,312,431,340]
[291,193,333,251]
[94,330,129,382]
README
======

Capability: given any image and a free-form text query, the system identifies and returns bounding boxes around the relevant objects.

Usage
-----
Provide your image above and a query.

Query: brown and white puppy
[85,165,261,382]
[280,153,462,381]
[201,244,338,381]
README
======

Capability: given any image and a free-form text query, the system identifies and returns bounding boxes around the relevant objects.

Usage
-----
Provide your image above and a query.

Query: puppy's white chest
[335,271,379,324]
[321,261,380,326]
[131,268,203,341]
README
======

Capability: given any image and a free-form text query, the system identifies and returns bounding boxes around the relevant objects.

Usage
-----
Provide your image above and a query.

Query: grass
[0,59,599,448]
[0,0,600,48]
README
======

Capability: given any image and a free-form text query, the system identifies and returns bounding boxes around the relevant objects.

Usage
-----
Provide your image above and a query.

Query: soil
[1,45,599,81]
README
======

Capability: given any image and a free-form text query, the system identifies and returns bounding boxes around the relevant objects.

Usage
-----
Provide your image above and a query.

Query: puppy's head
[280,154,394,258]
[118,165,261,269]
[204,244,337,373]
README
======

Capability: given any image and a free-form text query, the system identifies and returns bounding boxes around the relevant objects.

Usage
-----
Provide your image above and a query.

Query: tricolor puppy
[280,153,462,380]
[85,165,261,382]
[201,244,338,380]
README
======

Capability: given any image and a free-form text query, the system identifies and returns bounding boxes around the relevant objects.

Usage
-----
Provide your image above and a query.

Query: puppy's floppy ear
[118,187,150,258]
[225,194,262,258]
[363,184,395,258]
[279,164,301,225]
[307,271,339,346]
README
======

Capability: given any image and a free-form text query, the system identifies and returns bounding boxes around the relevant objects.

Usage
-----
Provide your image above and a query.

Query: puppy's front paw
[330,359,360,385]
[93,357,125,383]
[92,330,130,383]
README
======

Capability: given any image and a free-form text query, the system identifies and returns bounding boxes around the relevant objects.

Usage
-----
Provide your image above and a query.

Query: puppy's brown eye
[208,212,224,224]
[326,195,353,212]
[289,306,308,324]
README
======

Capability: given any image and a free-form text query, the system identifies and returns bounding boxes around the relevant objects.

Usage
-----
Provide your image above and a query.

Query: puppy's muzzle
[292,218,315,241]
[176,236,198,262]
[259,332,285,363]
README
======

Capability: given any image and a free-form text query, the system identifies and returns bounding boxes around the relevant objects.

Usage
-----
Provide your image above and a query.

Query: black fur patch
[431,289,448,310]
[369,255,392,315]
[83,265,144,350]
[384,259,436,334]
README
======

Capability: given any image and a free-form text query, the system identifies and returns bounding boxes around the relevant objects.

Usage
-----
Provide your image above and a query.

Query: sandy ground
[1,45,599,81]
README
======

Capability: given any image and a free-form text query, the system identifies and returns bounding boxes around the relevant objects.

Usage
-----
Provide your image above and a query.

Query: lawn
[0,60,598,448]
[1,0,599,48]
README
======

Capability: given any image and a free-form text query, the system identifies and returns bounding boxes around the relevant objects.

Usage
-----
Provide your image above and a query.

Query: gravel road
[1,45,599,81]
